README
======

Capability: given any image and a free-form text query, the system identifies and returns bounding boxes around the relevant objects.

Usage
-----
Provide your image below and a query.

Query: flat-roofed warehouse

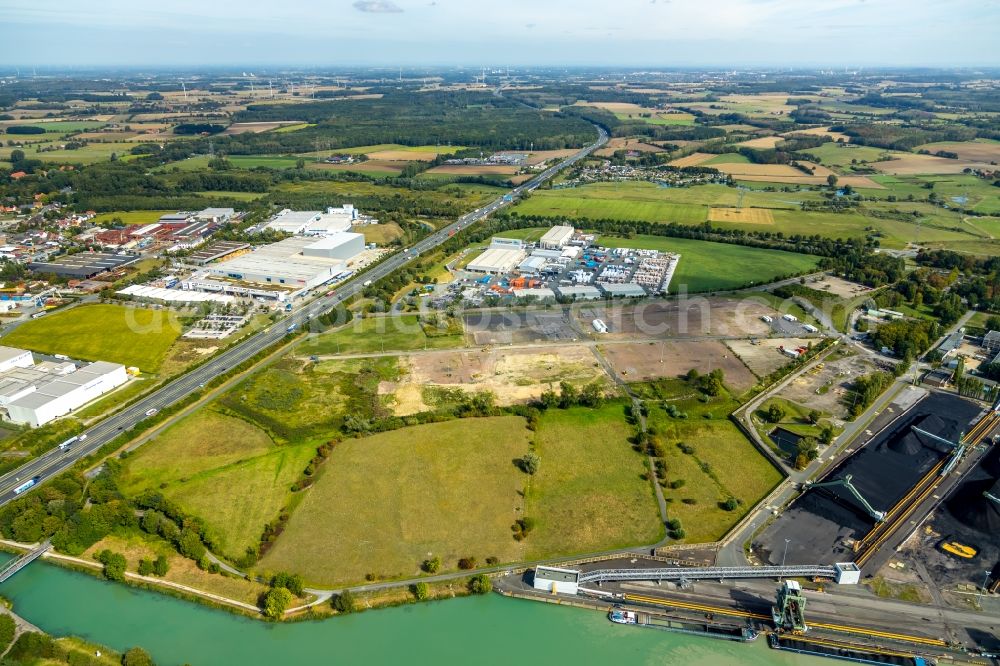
[189,241,251,265]
[539,225,574,249]
[28,252,139,278]
[467,247,526,274]
[206,235,362,291]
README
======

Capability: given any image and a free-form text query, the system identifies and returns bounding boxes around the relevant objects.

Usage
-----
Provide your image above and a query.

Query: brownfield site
[774,349,879,419]
[725,337,813,377]
[708,207,775,224]
[600,340,757,391]
[383,346,609,414]
[807,275,874,299]
[575,298,777,340]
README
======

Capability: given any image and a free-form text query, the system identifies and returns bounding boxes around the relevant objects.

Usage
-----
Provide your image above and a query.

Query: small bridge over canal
[0,541,51,584]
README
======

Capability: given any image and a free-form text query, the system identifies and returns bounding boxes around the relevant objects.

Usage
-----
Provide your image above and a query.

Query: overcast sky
[3,0,999,69]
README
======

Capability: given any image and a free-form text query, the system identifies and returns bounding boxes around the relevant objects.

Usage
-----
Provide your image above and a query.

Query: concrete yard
[601,340,758,391]
[775,348,881,419]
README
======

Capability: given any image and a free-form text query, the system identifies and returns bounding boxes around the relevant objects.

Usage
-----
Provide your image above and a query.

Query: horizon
[2,0,999,68]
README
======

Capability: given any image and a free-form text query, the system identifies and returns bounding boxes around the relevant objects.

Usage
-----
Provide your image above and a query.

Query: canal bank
[0,555,835,666]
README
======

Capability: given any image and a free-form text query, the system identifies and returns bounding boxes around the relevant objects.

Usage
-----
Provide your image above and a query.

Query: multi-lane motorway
[0,125,608,505]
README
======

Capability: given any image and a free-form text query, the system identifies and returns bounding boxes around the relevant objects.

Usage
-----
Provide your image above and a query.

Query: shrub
[422,556,441,573]
[411,582,430,600]
[153,554,169,576]
[669,528,686,539]
[138,558,154,576]
[263,587,292,619]
[96,549,126,582]
[721,497,739,511]
[122,646,156,666]
[669,479,686,489]
[518,451,540,475]
[666,518,682,531]
[468,574,492,594]
[0,614,15,653]
[457,556,477,570]
[332,590,356,614]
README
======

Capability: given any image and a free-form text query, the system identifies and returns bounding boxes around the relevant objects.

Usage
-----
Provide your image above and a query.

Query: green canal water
[1,558,831,665]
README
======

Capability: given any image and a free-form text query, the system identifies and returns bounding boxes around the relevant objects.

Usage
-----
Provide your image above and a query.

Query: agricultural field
[258,417,534,586]
[300,314,466,355]
[641,382,783,543]
[1,304,181,372]
[799,142,896,169]
[596,235,821,292]
[91,210,174,226]
[120,411,312,561]
[524,403,664,557]
[913,139,1000,164]
[870,153,996,176]
[4,141,142,164]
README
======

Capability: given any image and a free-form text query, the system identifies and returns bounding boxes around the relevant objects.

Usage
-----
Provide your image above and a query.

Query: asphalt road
[0,126,609,504]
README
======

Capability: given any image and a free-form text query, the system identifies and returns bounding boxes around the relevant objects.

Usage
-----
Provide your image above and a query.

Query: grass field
[798,143,896,169]
[1,304,181,372]
[194,190,265,201]
[643,384,783,543]
[91,210,173,226]
[702,153,751,165]
[597,234,821,292]
[259,417,533,586]
[525,403,663,558]
[121,410,313,561]
[219,356,398,443]
[300,315,466,355]
[17,141,142,164]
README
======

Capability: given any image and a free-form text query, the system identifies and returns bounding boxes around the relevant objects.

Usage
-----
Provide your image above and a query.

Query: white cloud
[352,0,404,12]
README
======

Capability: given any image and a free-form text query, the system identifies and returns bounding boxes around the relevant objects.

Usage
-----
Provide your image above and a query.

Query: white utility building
[301,232,366,260]
[532,566,580,594]
[540,225,574,249]
[0,349,128,428]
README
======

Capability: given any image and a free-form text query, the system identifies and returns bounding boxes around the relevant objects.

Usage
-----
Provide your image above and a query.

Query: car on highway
[145,408,158,417]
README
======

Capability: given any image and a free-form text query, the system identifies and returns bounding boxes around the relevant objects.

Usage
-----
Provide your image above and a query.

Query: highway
[0,125,608,505]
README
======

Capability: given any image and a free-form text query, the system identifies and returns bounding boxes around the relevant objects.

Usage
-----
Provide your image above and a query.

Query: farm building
[0,350,128,427]
[540,225,574,249]
[28,252,140,279]
[532,566,579,594]
[467,247,527,274]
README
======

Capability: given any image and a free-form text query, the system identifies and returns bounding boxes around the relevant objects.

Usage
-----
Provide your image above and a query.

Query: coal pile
[948,477,1000,533]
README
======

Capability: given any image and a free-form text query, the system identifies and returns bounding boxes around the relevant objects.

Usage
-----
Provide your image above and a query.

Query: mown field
[259,417,533,586]
[524,402,663,558]
[120,411,312,561]
[597,235,821,292]
[1,304,181,372]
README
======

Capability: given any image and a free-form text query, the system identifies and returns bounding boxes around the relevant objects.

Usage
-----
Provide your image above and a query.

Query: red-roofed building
[10,172,27,180]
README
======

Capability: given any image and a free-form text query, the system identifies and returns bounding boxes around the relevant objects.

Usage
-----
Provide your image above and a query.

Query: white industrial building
[540,225,574,250]
[206,235,362,293]
[0,347,128,427]
[300,232,365,260]
[600,283,647,298]
[557,285,602,300]
[513,287,556,300]
[467,247,527,274]
[532,566,579,594]
[117,284,235,304]
[0,346,34,374]
[264,206,362,236]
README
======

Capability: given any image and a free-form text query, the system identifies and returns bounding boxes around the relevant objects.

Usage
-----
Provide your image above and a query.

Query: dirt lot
[667,152,713,167]
[601,340,757,391]
[576,298,777,340]
[775,348,877,418]
[807,275,874,299]
[871,154,995,175]
[708,207,775,224]
[725,337,813,378]
[384,345,608,414]
[426,165,519,176]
